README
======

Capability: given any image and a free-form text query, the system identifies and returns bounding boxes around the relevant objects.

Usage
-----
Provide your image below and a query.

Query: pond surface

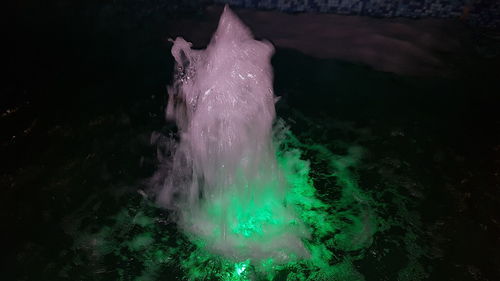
[3,6,499,281]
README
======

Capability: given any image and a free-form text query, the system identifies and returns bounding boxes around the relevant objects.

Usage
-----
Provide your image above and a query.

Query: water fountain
[153,5,310,263]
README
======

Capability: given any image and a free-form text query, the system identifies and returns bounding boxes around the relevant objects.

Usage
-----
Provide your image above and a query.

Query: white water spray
[152,5,309,262]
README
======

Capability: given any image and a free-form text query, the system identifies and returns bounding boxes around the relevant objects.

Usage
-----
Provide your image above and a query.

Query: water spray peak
[211,5,253,45]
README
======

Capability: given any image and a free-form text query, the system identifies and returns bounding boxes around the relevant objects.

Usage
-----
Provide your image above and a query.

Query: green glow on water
[170,124,378,280]
[57,119,430,280]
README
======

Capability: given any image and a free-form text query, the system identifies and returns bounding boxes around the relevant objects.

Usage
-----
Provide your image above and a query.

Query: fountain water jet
[153,5,310,262]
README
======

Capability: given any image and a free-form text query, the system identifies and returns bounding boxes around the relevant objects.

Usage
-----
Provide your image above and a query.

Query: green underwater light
[154,124,379,281]
[56,117,434,281]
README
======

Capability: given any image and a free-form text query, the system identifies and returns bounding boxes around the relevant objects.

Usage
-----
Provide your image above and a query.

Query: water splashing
[152,5,309,262]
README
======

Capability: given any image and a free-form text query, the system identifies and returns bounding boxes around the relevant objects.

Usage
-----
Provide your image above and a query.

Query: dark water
[4,3,500,281]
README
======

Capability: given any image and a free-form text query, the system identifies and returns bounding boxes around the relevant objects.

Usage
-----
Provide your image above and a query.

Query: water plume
[152,5,310,262]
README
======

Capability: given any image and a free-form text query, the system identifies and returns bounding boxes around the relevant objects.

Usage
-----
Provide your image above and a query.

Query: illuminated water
[55,7,412,280]
[9,5,499,281]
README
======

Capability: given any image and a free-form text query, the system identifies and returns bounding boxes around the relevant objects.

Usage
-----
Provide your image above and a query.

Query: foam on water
[55,113,428,280]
